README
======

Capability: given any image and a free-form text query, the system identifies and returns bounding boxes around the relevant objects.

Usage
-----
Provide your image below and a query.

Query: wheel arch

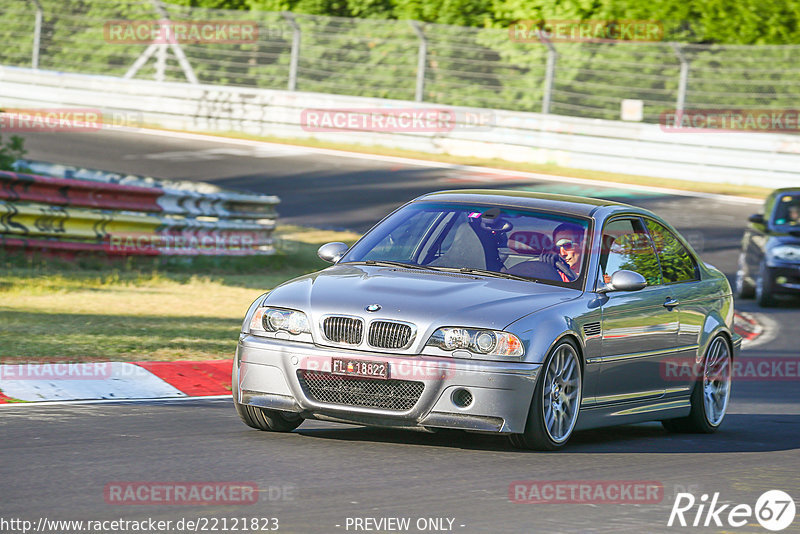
[698,313,735,364]
[526,330,586,412]
[547,331,586,374]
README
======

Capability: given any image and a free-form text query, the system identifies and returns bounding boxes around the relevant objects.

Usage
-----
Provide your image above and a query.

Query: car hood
[263,264,580,344]
[767,235,800,262]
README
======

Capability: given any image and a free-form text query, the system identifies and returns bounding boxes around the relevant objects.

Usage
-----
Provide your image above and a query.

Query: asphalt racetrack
[2,130,799,533]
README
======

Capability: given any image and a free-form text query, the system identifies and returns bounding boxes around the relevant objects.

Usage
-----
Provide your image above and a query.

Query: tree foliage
[0,133,26,172]
[1,0,797,124]
[167,0,800,45]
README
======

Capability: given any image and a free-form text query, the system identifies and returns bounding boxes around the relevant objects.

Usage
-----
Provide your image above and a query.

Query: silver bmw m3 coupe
[233,190,739,450]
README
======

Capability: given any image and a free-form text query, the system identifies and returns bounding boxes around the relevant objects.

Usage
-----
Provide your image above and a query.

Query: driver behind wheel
[789,204,800,225]
[540,223,584,281]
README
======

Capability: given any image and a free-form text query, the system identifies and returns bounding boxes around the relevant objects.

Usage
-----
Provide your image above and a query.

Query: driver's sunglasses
[556,238,578,251]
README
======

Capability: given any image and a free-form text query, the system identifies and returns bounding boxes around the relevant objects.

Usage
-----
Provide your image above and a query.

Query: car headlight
[249,307,311,336]
[426,328,524,357]
[771,245,800,262]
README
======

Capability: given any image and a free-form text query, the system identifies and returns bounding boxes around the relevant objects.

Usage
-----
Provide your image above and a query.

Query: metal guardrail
[14,160,280,219]
[0,164,278,256]
[0,170,163,212]
[0,67,797,188]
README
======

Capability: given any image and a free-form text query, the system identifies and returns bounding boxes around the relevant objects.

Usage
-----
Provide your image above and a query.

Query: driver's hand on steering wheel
[540,252,562,268]
[540,252,578,281]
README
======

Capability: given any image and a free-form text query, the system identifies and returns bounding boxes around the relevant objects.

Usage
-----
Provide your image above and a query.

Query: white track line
[0,394,231,408]
[118,126,763,206]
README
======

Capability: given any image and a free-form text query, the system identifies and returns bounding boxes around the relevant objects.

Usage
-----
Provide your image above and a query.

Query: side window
[601,218,662,287]
[645,219,700,284]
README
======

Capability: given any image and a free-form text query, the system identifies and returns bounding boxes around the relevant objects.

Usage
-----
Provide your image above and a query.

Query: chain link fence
[2,0,799,123]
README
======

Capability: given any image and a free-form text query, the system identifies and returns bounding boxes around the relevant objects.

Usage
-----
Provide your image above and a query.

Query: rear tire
[510,339,582,451]
[234,399,303,432]
[662,335,731,434]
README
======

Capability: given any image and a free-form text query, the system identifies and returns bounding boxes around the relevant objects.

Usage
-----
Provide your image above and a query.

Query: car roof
[771,188,800,196]
[414,189,634,218]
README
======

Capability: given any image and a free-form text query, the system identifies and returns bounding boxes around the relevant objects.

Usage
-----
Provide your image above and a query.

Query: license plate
[331,358,388,379]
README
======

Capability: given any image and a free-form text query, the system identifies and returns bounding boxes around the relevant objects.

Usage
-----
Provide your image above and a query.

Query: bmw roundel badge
[365,304,381,312]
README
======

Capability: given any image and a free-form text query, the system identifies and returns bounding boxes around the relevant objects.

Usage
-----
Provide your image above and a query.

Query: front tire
[510,339,582,451]
[662,335,731,434]
[232,362,303,432]
[234,399,304,432]
[755,260,777,307]
[734,254,755,299]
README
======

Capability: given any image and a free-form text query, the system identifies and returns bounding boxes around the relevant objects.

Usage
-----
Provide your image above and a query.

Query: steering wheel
[533,252,578,281]
[554,256,578,281]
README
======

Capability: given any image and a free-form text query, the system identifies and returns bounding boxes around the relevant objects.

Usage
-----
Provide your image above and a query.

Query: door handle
[664,297,680,309]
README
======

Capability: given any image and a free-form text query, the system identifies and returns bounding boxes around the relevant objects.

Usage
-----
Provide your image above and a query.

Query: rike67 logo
[668,490,796,531]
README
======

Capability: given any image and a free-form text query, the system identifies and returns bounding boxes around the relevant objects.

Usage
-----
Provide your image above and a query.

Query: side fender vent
[583,322,601,337]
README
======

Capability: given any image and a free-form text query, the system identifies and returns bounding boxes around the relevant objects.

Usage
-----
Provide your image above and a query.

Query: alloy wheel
[702,337,731,426]
[542,343,582,443]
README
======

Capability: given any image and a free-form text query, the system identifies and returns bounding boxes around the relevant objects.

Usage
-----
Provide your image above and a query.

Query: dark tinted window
[645,220,700,284]
[773,193,800,227]
[600,218,661,286]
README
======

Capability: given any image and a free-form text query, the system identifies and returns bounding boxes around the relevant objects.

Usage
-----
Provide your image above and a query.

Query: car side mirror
[597,270,647,294]
[317,242,349,263]
[748,213,765,225]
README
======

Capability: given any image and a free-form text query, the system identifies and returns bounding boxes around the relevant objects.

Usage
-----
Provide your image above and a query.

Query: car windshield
[772,192,800,228]
[340,202,591,288]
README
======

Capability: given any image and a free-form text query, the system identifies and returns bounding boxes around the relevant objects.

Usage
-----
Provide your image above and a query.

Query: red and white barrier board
[0,360,232,403]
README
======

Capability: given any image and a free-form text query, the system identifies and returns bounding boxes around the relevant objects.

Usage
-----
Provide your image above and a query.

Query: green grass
[0,226,361,363]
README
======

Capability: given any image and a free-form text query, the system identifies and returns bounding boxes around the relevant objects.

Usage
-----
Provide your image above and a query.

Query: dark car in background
[736,188,800,306]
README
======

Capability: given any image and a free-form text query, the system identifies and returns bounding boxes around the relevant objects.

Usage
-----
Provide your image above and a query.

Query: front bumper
[766,264,800,294]
[235,335,541,434]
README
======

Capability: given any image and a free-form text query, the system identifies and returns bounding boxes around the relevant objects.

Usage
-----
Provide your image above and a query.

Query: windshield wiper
[352,260,439,271]
[454,267,534,282]
[347,261,535,281]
